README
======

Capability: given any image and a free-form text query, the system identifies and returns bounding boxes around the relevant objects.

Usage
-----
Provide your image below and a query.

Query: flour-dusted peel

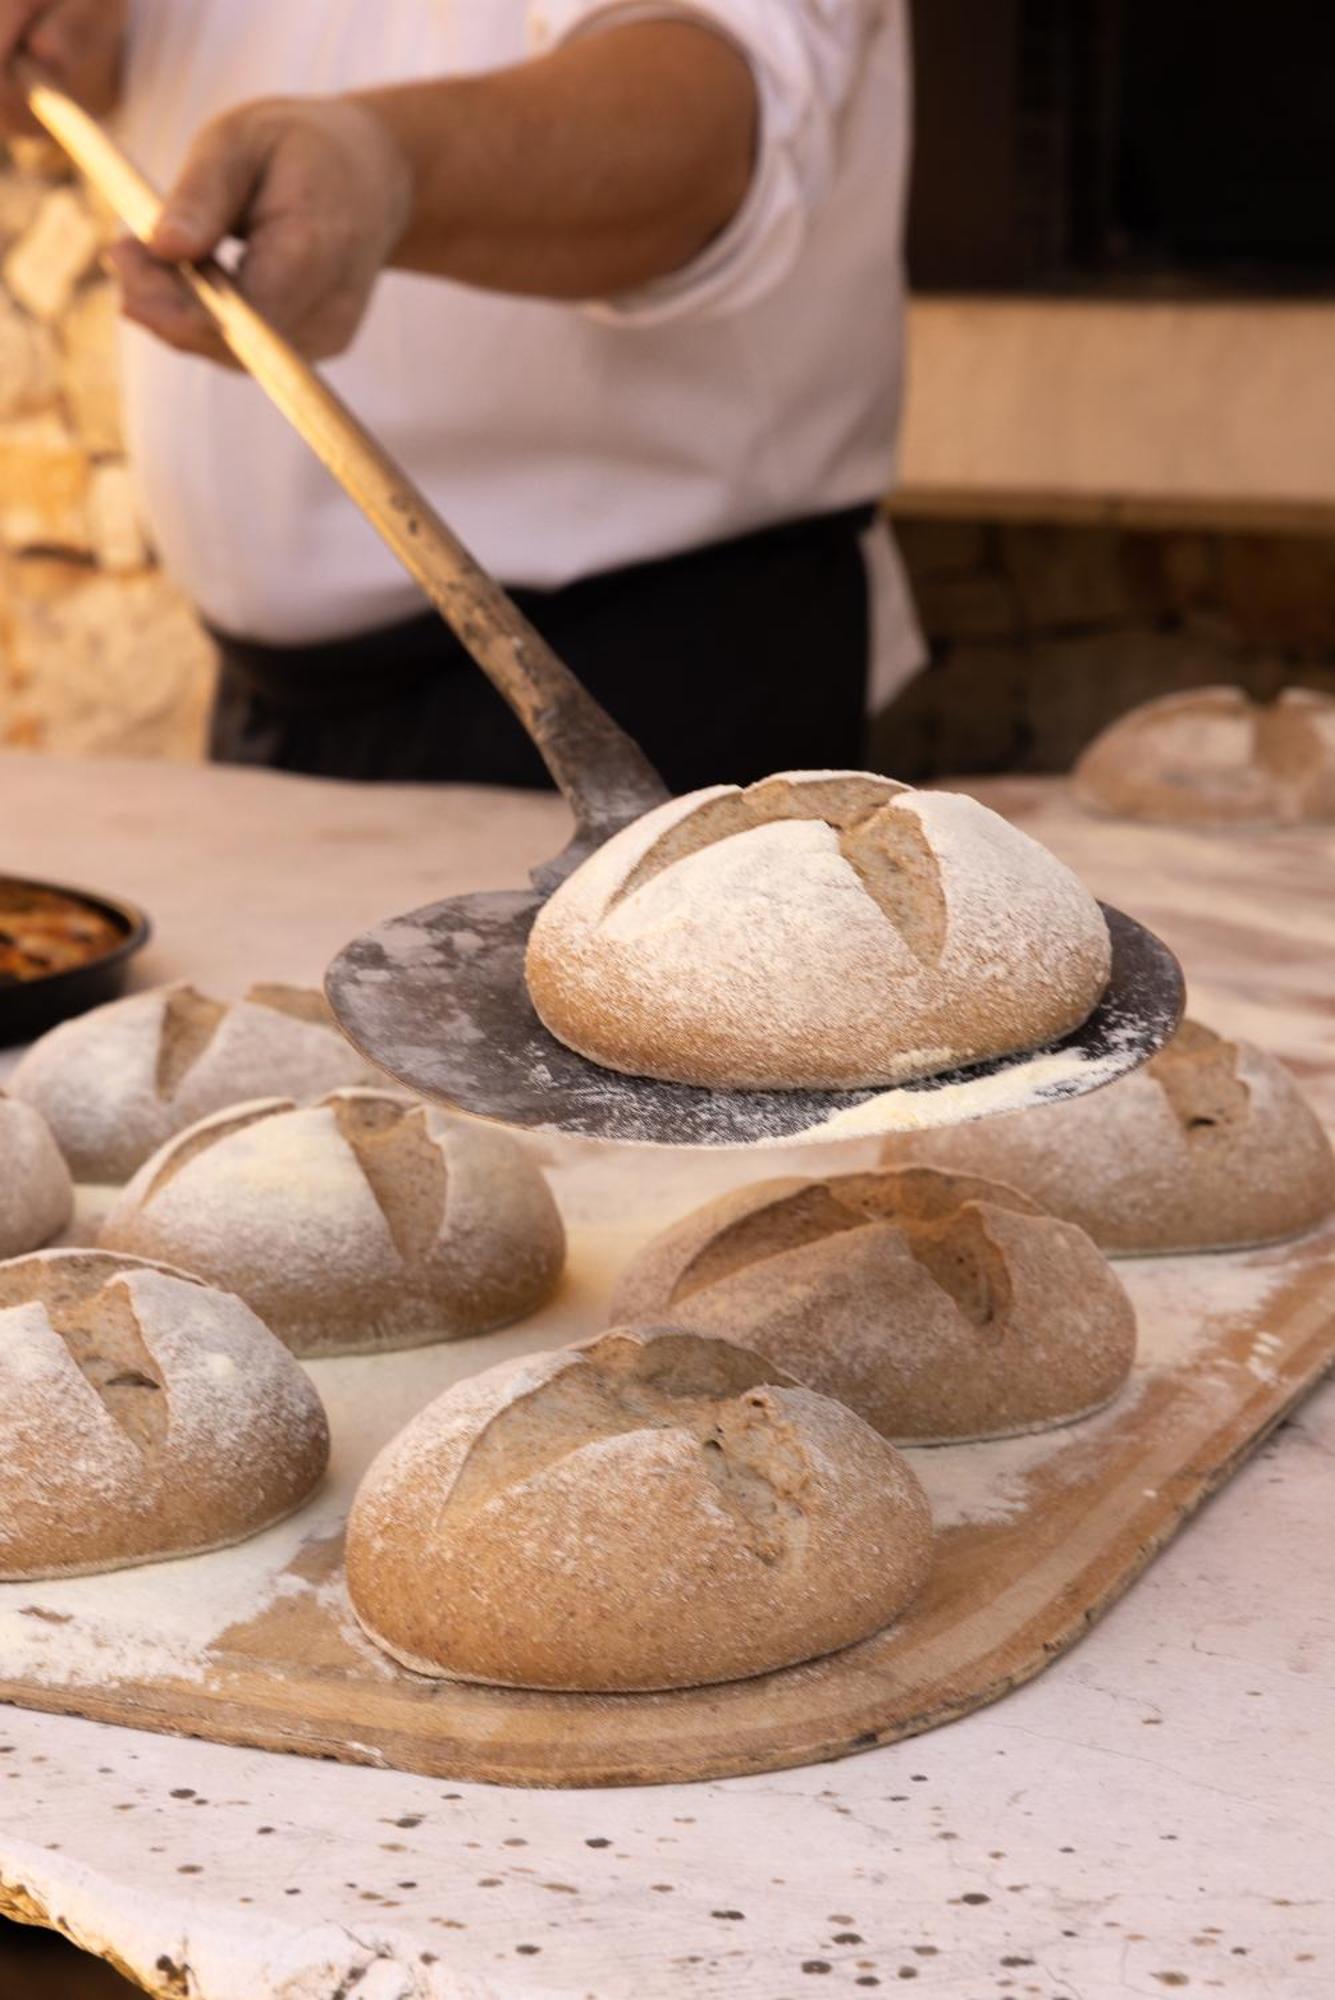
[99,1089,566,1356]
[6,981,378,1183]
[524,771,1111,1090]
[881,1021,1335,1257]
[0,1093,72,1257]
[346,1324,933,1693]
[0,1250,328,1581]
[611,1167,1136,1443]
[1073,685,1335,826]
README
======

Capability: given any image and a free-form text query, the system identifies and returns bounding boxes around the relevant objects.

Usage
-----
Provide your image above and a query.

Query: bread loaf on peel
[525,770,1111,1090]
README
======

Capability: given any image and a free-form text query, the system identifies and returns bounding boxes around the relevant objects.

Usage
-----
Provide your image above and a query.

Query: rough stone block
[5,568,216,759]
[1215,533,1335,651]
[87,461,147,573]
[0,412,90,550]
[60,280,125,454]
[893,516,991,577]
[6,136,72,182]
[998,522,1140,630]
[0,173,45,250]
[3,187,100,320]
[0,292,60,419]
[910,565,1019,642]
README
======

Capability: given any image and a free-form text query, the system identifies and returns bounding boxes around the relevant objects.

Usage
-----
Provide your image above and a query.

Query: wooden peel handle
[19,64,669,849]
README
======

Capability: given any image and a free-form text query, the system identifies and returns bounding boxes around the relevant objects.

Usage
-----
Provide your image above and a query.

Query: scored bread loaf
[347,1324,933,1692]
[7,980,377,1182]
[879,1021,1335,1256]
[525,770,1111,1090]
[611,1166,1136,1443]
[99,1088,566,1356]
[0,1249,329,1580]
[0,1092,72,1258]
[1073,685,1335,826]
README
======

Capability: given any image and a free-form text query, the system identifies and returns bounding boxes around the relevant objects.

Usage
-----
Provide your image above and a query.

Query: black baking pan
[0,875,151,1047]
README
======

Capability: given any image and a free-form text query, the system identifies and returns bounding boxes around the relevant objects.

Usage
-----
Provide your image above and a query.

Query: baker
[0,1,921,789]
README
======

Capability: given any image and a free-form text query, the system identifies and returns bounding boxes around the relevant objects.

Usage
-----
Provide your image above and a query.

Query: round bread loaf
[0,1249,329,1580]
[347,1324,933,1692]
[0,1093,72,1257]
[7,980,376,1182]
[880,1021,1335,1256]
[99,1088,566,1356]
[611,1166,1135,1443]
[1073,685,1335,826]
[524,770,1111,1090]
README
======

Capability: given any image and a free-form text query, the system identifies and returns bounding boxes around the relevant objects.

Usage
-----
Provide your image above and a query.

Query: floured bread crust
[99,1089,566,1356]
[880,1021,1335,1256]
[611,1166,1136,1443]
[7,980,378,1183]
[0,1250,328,1581]
[346,1324,933,1692]
[525,770,1111,1090]
[1073,685,1335,826]
[0,1093,72,1257]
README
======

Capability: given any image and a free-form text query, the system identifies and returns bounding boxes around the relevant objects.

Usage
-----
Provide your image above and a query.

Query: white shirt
[118,0,921,694]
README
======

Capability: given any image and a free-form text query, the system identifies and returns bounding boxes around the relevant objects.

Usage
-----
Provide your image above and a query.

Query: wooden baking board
[2,1179,1332,1790]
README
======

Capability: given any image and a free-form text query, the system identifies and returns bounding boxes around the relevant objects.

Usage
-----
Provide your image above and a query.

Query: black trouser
[208,504,875,794]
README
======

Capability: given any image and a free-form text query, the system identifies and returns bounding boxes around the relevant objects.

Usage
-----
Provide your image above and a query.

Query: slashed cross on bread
[881,1020,1335,1257]
[526,769,1112,1091]
[9,979,377,1182]
[101,1090,566,1357]
[346,1324,934,1693]
[612,1167,1137,1445]
[1074,686,1335,826]
[0,1251,329,1582]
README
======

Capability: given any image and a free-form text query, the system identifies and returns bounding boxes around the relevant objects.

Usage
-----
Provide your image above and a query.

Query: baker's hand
[0,0,126,132]
[107,96,414,364]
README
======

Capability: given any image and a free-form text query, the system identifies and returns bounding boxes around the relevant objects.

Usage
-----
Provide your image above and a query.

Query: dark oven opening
[909,0,1335,296]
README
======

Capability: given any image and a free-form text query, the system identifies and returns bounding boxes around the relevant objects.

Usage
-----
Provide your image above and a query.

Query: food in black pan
[0,881,126,985]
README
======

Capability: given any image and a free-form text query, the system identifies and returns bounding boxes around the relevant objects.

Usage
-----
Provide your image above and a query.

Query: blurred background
[1,3,1334,783]
[4,3,1334,1989]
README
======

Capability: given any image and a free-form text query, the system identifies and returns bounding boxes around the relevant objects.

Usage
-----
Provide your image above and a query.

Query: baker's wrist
[345,80,473,274]
[332,94,418,267]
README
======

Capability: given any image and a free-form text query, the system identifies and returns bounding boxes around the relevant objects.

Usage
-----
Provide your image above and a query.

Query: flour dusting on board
[810,1030,1141,1140]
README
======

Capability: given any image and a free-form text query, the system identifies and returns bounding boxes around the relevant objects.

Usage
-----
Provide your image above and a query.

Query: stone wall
[875,516,1335,781]
[0,138,214,760]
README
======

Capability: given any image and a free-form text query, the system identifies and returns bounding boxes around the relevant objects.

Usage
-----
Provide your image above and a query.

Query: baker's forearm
[353,21,757,300]
[114,16,758,363]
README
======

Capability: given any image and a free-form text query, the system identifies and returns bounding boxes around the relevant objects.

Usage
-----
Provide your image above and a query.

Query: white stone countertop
[0,752,1332,2000]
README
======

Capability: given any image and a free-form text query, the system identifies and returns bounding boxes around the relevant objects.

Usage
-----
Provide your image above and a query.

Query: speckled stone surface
[0,753,1332,1999]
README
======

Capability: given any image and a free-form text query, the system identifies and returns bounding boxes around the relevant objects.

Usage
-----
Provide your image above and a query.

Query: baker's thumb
[151,110,266,262]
